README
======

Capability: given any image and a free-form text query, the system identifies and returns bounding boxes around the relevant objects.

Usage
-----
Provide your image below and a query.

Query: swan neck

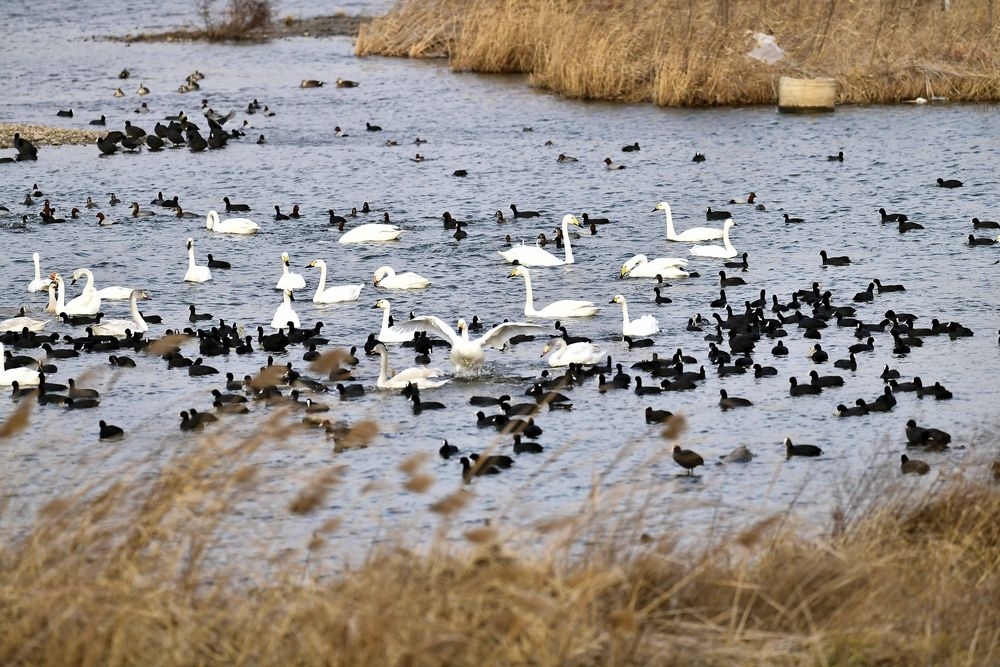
[129,291,147,328]
[619,300,630,325]
[33,254,41,280]
[520,273,535,316]
[382,305,392,332]
[663,205,677,240]
[314,262,327,298]
[723,226,735,252]
[562,218,574,263]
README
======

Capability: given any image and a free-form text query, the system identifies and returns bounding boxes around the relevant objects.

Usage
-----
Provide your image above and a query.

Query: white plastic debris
[747,31,784,64]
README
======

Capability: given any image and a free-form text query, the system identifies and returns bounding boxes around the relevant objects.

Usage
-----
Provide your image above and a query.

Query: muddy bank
[107,13,372,43]
[1,124,103,149]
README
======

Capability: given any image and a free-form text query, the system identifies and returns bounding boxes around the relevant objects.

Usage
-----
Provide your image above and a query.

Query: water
[2,2,999,566]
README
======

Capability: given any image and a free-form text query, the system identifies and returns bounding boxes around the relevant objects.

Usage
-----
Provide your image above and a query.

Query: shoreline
[105,13,372,43]
[1,123,103,149]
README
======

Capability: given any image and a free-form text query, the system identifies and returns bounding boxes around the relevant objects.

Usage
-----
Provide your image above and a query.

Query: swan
[307,259,363,303]
[96,284,137,300]
[206,210,259,235]
[620,254,690,279]
[184,238,212,283]
[270,290,300,330]
[274,251,305,290]
[338,222,402,244]
[0,342,40,387]
[653,201,726,242]
[689,219,738,258]
[27,253,48,292]
[372,299,416,343]
[540,337,606,367]
[498,214,581,266]
[372,342,449,389]
[389,315,547,374]
[90,288,150,337]
[610,294,660,337]
[44,281,58,314]
[373,265,430,289]
[508,266,598,319]
[0,308,48,333]
[66,268,102,316]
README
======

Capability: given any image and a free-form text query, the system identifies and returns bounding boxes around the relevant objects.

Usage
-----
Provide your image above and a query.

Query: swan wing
[498,245,562,266]
[316,284,363,303]
[673,227,724,242]
[388,315,459,344]
[478,322,548,350]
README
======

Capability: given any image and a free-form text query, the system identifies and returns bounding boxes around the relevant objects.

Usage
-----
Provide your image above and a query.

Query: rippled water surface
[2,2,999,563]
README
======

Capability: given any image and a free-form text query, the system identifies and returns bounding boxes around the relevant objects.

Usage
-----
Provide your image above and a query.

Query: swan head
[307,259,323,269]
[187,237,194,250]
[611,294,625,305]
[563,214,581,228]
[653,201,671,213]
[70,268,88,284]
[723,218,736,230]
[373,266,391,285]
[284,290,295,302]
[456,318,467,333]
[205,210,219,229]
[281,251,291,266]
[508,266,528,279]
[373,299,390,310]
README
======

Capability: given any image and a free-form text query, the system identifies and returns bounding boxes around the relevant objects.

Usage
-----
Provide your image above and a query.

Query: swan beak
[650,207,659,212]
[619,266,628,278]
[372,279,379,286]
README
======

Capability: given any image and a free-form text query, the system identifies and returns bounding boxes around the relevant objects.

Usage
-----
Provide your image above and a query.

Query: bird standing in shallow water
[673,446,704,475]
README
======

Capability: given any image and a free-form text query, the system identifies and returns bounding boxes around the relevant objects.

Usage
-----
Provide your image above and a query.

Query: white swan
[498,214,581,266]
[66,268,102,316]
[508,266,598,319]
[307,259,363,303]
[338,222,402,244]
[372,299,416,343]
[541,338,606,367]
[274,251,306,290]
[44,281,58,314]
[206,210,259,235]
[620,254,690,279]
[0,342,40,387]
[653,201,726,242]
[184,238,212,283]
[270,290,300,330]
[90,289,150,337]
[373,265,430,289]
[689,219,738,259]
[610,294,660,337]
[372,342,449,389]
[96,285,136,300]
[27,253,48,292]
[389,315,547,374]
[0,309,48,333]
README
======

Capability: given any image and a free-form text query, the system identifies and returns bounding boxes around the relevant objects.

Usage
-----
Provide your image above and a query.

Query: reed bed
[356,0,1000,105]
[2,396,1000,665]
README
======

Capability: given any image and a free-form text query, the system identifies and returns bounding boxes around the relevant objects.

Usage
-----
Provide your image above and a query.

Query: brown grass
[356,0,1000,105]
[2,398,1000,665]
[197,0,274,40]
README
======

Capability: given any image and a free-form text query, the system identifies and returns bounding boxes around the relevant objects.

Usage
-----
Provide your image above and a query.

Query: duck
[672,446,704,475]
[509,204,540,218]
[270,290,300,331]
[299,79,324,88]
[936,178,962,188]
[652,201,725,242]
[90,289,150,337]
[372,342,448,389]
[900,454,930,475]
[26,252,49,292]
[603,157,625,170]
[95,212,116,226]
[785,437,822,458]
[622,142,640,152]
[130,202,155,218]
[556,153,578,162]
[136,82,149,96]
[306,259,363,303]
[498,214,582,266]
[336,78,359,88]
[508,266,598,319]
[620,254,689,279]
[610,295,659,337]
[184,238,212,283]
[878,208,908,223]
[720,445,754,463]
[274,251,306,291]
[819,250,851,266]
[387,316,545,374]
[337,220,402,244]
[206,210,259,235]
[689,219,738,258]
[274,205,291,221]
[371,299,417,343]
[373,265,430,289]
[719,389,752,410]
[207,253,231,269]
[827,151,844,161]
[540,338,606,367]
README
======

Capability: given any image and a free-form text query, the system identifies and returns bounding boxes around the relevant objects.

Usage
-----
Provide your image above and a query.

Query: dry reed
[356,0,1000,105]
[2,401,1000,665]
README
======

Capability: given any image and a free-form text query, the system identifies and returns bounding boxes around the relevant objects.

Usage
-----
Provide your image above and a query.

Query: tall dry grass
[356,0,1000,105]
[2,394,1000,665]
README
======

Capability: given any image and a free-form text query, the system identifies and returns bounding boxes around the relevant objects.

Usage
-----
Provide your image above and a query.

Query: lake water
[2,0,999,566]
